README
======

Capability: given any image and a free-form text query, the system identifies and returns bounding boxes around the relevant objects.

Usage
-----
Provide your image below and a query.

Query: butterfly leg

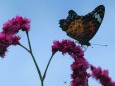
[81,45,88,52]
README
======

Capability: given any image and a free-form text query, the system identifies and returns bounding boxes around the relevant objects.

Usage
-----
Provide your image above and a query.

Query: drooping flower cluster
[0,16,30,58]
[52,39,90,86]
[90,65,115,86]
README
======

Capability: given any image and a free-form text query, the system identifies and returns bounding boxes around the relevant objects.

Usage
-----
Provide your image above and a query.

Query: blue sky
[0,0,115,86]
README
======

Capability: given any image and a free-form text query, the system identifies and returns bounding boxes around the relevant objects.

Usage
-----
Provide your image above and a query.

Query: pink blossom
[90,65,115,86]
[2,16,30,35]
[52,40,83,56]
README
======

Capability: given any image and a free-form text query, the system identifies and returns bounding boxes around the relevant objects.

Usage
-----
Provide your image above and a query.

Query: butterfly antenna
[91,43,107,47]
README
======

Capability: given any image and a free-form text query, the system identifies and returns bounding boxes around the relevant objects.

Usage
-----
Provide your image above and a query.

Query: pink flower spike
[90,65,115,86]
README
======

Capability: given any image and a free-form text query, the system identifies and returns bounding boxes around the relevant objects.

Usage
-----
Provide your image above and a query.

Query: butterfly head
[79,41,91,46]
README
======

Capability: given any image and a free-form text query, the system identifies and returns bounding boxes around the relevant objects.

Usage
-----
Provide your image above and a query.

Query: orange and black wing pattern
[59,5,105,46]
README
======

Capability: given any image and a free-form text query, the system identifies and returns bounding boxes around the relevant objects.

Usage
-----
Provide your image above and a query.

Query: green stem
[41,80,44,86]
[19,43,42,81]
[19,31,54,86]
[26,32,42,81]
[18,31,43,86]
[26,32,32,52]
[30,51,43,81]
[43,53,55,80]
[18,43,30,53]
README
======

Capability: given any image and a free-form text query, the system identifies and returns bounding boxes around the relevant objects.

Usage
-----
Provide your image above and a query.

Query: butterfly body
[59,5,105,46]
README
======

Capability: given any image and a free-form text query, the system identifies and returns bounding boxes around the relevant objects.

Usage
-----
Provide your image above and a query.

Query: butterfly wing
[59,10,84,42]
[59,10,80,31]
[59,5,105,46]
[83,5,105,42]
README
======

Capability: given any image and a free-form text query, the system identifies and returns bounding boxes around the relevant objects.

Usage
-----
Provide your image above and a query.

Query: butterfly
[59,5,105,46]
